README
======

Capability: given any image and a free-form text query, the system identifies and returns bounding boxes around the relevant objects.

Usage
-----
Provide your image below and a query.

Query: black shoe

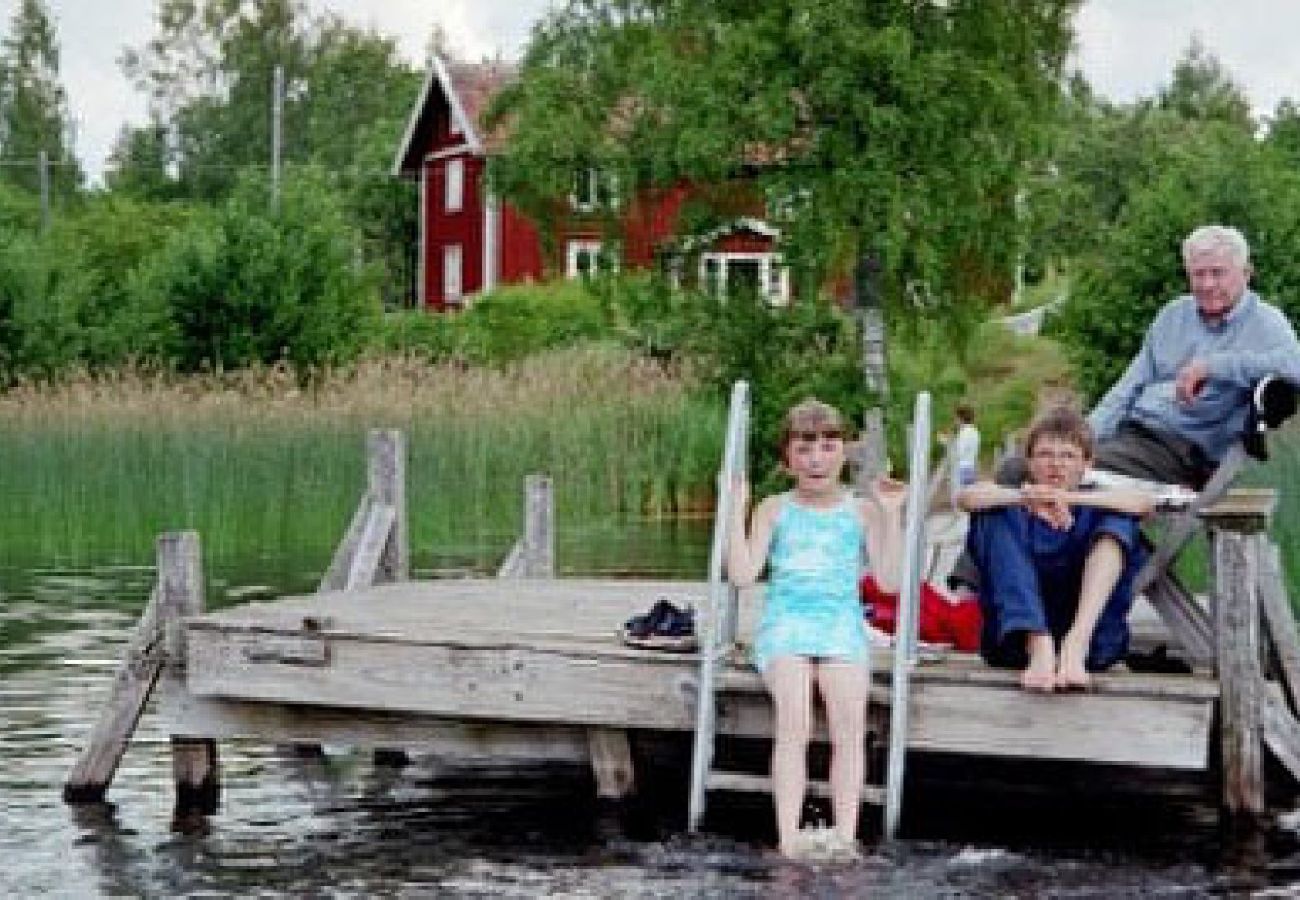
[620,598,697,651]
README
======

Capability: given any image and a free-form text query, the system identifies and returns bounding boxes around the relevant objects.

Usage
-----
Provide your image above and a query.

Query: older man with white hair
[1088,224,1300,488]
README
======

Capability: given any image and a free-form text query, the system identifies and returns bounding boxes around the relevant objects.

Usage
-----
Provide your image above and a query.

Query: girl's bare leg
[763,656,813,855]
[816,659,870,845]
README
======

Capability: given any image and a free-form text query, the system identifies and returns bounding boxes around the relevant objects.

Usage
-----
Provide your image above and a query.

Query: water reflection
[3,520,1300,895]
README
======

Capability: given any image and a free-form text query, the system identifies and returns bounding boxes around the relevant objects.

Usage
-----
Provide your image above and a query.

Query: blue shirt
[1088,291,1300,462]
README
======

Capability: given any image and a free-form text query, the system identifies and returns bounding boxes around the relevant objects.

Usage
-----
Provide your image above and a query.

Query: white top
[949,422,980,501]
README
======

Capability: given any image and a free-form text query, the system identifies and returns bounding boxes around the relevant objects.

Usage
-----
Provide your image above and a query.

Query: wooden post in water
[367,429,408,584]
[1206,491,1275,826]
[499,474,554,578]
[63,587,166,802]
[523,474,555,577]
[155,532,221,826]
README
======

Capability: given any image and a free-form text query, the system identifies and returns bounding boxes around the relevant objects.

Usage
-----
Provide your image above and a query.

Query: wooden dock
[171,577,1220,773]
[61,424,1300,839]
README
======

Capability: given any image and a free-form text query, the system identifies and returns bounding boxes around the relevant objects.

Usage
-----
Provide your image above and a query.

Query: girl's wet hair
[779,399,849,457]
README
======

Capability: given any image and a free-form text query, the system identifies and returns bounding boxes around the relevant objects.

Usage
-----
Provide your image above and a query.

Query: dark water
[6,523,1300,897]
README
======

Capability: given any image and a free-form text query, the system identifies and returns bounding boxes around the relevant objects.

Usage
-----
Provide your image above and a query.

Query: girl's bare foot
[1021,632,1056,692]
[1056,636,1092,690]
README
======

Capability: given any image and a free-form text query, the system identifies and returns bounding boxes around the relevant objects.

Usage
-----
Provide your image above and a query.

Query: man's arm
[1201,306,1300,388]
[1088,329,1159,442]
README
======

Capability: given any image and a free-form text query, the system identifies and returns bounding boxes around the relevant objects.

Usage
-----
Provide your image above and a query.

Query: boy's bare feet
[1056,634,1092,690]
[1021,632,1056,692]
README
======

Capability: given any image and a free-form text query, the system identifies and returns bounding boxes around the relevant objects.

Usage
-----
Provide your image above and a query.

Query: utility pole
[271,65,283,213]
[38,150,50,234]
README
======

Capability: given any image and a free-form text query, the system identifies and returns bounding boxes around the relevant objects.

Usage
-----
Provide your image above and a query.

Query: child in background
[728,399,906,857]
[949,402,981,505]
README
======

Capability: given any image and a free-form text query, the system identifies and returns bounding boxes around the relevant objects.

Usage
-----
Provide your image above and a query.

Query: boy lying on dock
[955,406,1154,692]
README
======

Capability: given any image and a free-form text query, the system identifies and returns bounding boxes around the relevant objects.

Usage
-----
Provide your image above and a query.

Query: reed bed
[0,344,723,570]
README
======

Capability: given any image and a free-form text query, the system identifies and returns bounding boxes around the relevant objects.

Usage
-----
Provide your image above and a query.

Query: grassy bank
[0,344,722,570]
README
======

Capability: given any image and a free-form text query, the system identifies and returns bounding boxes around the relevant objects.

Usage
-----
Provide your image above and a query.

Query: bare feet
[1021,632,1056,692]
[1056,635,1092,690]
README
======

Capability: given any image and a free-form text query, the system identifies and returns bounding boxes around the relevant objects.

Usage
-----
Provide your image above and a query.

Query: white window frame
[699,251,790,306]
[444,157,464,213]
[443,243,463,304]
[570,168,619,212]
[566,239,618,279]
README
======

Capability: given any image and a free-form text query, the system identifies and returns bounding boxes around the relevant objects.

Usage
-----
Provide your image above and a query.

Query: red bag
[861,574,982,653]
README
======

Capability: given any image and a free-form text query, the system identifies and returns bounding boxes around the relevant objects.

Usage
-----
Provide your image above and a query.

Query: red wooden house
[392,57,790,310]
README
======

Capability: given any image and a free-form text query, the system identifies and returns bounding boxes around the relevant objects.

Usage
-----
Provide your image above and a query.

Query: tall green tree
[0,0,81,196]
[490,0,1078,335]
[1157,37,1254,131]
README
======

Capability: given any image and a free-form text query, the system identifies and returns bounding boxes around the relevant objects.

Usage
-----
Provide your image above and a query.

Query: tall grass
[0,344,723,571]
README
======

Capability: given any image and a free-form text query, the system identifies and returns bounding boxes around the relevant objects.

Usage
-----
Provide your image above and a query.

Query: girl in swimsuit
[729,398,905,857]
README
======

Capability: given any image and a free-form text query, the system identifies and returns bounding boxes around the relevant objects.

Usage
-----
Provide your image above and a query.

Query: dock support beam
[64,531,211,808]
[158,532,221,826]
[498,474,554,578]
[1205,493,1275,828]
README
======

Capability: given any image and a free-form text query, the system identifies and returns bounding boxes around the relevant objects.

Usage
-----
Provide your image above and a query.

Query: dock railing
[884,391,931,840]
[687,380,750,833]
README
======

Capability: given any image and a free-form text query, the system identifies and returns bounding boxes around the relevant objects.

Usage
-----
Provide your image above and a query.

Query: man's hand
[1175,358,1210,404]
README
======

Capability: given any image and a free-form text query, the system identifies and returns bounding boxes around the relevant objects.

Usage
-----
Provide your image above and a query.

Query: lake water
[6,523,1300,897]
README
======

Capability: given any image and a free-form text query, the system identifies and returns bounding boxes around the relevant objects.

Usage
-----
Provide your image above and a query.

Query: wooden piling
[367,429,408,584]
[157,532,222,822]
[1206,491,1275,826]
[498,474,554,578]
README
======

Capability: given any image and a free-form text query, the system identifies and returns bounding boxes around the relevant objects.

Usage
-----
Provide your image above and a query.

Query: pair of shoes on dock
[620,598,697,652]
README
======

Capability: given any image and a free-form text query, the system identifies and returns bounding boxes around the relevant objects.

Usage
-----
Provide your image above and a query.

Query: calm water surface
[5,522,1300,897]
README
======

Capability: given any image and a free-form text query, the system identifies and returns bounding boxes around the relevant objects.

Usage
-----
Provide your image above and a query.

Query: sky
[11,0,1300,185]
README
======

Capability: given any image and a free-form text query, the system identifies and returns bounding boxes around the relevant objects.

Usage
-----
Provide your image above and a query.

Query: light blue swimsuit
[752,492,870,673]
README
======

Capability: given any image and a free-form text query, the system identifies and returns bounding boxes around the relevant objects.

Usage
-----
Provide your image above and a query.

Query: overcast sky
[12,0,1300,185]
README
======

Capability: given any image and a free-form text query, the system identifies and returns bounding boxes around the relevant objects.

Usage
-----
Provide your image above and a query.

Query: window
[444,157,464,213]
[699,252,789,306]
[571,168,618,212]
[566,240,618,279]
[443,244,463,303]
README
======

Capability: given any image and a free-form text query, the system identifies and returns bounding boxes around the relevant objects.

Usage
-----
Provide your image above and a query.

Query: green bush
[134,166,382,372]
[375,279,609,366]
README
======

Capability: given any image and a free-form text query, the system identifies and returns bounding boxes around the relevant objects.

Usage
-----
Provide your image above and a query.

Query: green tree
[489,0,1078,339]
[104,122,177,199]
[134,166,381,372]
[0,0,81,196]
[1158,37,1254,131]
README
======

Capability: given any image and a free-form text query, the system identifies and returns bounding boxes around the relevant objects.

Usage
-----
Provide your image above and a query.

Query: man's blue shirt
[1088,291,1300,462]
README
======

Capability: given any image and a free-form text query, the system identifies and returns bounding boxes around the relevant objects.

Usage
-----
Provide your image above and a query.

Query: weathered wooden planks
[180,577,1220,771]
[906,680,1213,769]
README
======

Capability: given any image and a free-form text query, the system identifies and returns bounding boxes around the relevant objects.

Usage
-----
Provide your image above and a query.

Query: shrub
[135,166,382,372]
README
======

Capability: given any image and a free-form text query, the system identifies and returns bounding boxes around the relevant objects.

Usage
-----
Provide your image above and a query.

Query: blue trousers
[966,505,1144,672]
